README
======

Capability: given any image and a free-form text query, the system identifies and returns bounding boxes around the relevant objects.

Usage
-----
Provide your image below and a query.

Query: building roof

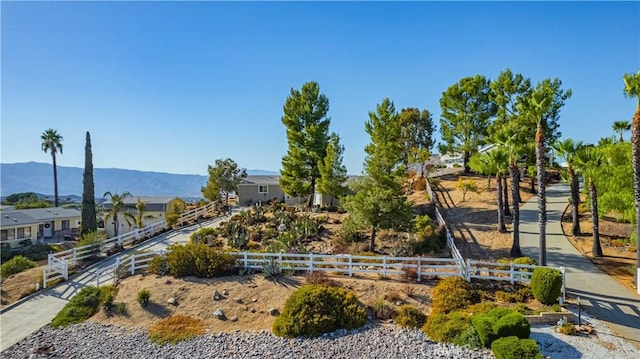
[239,175,281,186]
[104,196,183,206]
[0,207,81,227]
[1,211,40,227]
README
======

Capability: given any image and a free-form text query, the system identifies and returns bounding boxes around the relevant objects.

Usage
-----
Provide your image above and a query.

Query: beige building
[237,176,287,206]
[0,207,82,248]
[102,196,186,238]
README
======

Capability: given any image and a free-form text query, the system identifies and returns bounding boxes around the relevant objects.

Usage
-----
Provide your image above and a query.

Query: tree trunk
[502,176,511,217]
[589,178,603,257]
[369,226,377,253]
[52,152,59,207]
[530,176,536,193]
[307,178,316,207]
[536,125,547,266]
[509,160,522,257]
[486,175,491,189]
[569,166,581,236]
[463,151,471,173]
[515,167,523,203]
[497,174,506,233]
[632,106,640,292]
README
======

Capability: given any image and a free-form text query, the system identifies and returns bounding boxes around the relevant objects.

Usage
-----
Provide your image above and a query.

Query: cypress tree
[81,131,97,235]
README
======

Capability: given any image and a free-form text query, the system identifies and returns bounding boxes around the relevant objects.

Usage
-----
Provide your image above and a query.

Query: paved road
[519,183,640,349]
[0,214,231,352]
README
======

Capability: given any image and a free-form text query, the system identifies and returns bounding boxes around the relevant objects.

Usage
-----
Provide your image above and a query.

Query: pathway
[519,183,640,349]
[0,214,231,351]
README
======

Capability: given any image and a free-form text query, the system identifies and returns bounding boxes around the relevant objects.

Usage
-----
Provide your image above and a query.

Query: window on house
[258,185,268,194]
[62,220,70,230]
[1,229,14,241]
[17,227,31,239]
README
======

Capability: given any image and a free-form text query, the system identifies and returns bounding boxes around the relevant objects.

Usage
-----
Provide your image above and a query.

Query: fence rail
[426,178,465,268]
[94,249,565,302]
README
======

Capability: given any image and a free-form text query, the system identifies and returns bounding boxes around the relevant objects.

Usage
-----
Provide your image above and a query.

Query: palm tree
[612,120,631,142]
[41,129,63,207]
[134,198,147,229]
[574,147,604,257]
[103,191,135,240]
[623,70,640,292]
[553,139,585,236]
[521,88,552,266]
[494,129,523,257]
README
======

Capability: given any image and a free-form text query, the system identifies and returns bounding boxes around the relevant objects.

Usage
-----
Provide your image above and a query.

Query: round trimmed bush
[394,305,427,328]
[431,276,476,314]
[423,311,470,343]
[272,284,367,338]
[493,312,530,340]
[491,336,543,359]
[530,267,563,305]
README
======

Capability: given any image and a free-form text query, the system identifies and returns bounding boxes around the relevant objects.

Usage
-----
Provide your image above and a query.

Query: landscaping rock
[222,290,229,296]
[214,309,226,320]
[167,298,178,306]
[230,316,238,322]
[268,308,279,316]
[252,298,258,303]
[213,290,222,301]
[235,297,243,304]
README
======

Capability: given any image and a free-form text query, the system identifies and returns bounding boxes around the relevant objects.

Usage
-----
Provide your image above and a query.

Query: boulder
[214,309,226,320]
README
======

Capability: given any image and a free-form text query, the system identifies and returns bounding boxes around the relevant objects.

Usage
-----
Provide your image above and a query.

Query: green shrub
[77,231,105,248]
[393,305,427,328]
[51,285,114,328]
[470,315,497,348]
[491,336,543,359]
[147,254,169,276]
[493,312,530,340]
[166,213,180,227]
[272,284,367,338]
[99,285,118,310]
[371,298,394,320]
[531,267,563,305]
[262,257,282,279]
[137,288,151,307]
[0,255,36,278]
[165,242,236,278]
[513,256,538,268]
[452,325,483,349]
[557,321,576,335]
[496,287,532,303]
[431,276,476,314]
[461,302,497,315]
[190,227,218,244]
[423,312,470,343]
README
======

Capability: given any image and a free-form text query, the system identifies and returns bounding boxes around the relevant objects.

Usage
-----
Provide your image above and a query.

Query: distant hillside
[1,162,278,198]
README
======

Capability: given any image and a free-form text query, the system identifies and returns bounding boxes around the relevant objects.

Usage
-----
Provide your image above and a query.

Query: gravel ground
[530,306,640,359]
[2,307,637,359]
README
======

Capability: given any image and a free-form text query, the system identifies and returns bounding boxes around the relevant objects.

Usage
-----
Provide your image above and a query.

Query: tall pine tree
[81,131,97,235]
[280,81,330,206]
[317,133,348,207]
[343,99,412,251]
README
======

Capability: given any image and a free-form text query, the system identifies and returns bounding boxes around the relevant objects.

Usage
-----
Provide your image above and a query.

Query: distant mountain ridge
[1,162,278,198]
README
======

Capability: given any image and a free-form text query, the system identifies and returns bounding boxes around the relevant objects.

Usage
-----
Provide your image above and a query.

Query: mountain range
[1,162,278,198]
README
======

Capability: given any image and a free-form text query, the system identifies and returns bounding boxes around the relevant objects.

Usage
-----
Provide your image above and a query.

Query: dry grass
[148,315,205,344]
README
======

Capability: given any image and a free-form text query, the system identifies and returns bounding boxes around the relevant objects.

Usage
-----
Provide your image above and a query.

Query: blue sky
[2,1,638,176]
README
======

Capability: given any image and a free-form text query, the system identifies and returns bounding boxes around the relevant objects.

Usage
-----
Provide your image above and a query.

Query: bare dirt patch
[561,207,636,290]
[432,172,536,260]
[0,265,45,309]
[90,274,433,332]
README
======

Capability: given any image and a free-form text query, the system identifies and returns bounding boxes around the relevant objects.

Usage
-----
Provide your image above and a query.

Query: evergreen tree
[439,75,496,172]
[280,81,331,206]
[398,107,435,175]
[81,131,97,235]
[317,133,348,207]
[201,158,247,208]
[342,99,412,252]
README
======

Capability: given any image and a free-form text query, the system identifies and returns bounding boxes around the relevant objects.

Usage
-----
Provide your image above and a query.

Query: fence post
[96,270,100,287]
[43,268,48,289]
[62,262,68,280]
[309,253,314,272]
[114,257,120,281]
[560,266,566,304]
[131,255,136,275]
[510,262,515,285]
[73,249,77,267]
[465,259,471,281]
[117,233,122,247]
[417,257,422,282]
[348,255,353,277]
[382,257,387,278]
[243,252,248,270]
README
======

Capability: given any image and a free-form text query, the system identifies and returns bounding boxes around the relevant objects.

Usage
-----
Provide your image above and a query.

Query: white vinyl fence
[93,249,566,303]
[43,202,218,288]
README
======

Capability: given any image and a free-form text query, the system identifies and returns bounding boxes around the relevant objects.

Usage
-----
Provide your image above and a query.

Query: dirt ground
[90,274,433,332]
[561,208,636,290]
[0,265,45,309]
[431,172,536,260]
